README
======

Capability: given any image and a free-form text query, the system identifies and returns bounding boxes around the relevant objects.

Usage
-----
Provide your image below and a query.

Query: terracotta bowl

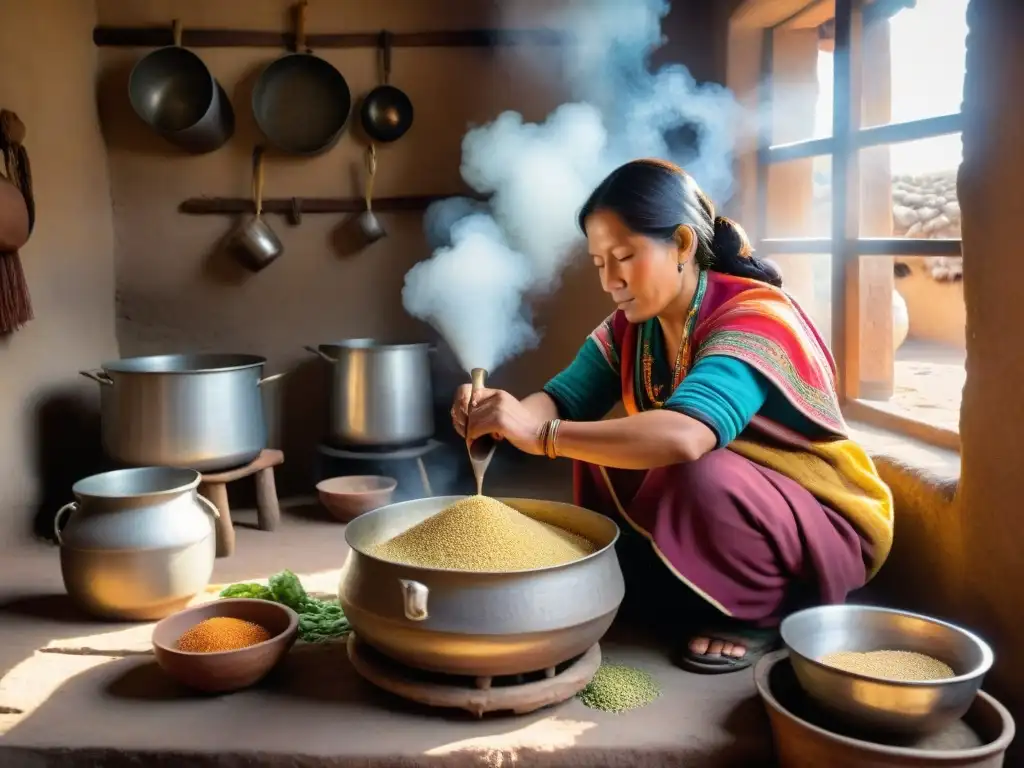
[152,598,298,693]
[317,475,397,522]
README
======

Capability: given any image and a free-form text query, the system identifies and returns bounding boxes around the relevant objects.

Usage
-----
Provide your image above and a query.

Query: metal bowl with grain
[780,605,994,737]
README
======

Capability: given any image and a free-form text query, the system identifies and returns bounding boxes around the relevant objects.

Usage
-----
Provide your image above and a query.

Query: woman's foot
[676,625,779,675]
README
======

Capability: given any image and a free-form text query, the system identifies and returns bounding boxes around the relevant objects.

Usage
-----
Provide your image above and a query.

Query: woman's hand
[451,386,546,456]
[450,384,473,439]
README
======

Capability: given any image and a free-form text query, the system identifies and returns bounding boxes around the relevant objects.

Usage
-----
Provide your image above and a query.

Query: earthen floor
[0,503,774,768]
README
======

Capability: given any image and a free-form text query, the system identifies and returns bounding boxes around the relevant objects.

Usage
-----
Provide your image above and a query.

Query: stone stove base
[348,634,601,717]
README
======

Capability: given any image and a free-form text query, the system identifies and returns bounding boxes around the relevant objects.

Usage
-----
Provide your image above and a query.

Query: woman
[451,159,893,675]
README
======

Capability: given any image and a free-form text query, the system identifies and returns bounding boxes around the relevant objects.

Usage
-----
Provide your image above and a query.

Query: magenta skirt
[575,449,873,627]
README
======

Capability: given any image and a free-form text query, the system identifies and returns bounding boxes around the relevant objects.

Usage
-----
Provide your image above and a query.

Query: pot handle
[399,579,429,622]
[79,369,113,386]
[195,493,221,520]
[53,502,78,545]
[303,345,337,364]
[258,372,287,387]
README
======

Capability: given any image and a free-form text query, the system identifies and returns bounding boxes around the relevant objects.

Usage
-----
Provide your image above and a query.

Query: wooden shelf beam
[94,27,568,50]
[179,194,487,216]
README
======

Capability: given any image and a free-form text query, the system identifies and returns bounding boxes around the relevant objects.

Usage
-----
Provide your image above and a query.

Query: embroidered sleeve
[586,313,620,373]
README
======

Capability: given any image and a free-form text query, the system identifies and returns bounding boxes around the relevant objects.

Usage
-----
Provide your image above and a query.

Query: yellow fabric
[728,437,894,578]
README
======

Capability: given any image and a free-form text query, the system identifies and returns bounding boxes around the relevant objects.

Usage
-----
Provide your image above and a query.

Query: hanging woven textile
[0,109,35,334]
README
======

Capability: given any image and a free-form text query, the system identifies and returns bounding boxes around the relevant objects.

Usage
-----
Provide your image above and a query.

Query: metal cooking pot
[356,144,386,245]
[80,353,286,473]
[55,467,220,620]
[305,340,433,449]
[230,146,283,271]
[128,20,235,154]
[252,1,352,156]
[338,496,625,677]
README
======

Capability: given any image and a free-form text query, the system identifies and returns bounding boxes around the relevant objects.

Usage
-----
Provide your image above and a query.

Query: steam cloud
[402,0,745,374]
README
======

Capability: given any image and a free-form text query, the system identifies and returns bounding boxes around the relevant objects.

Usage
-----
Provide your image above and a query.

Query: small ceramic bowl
[317,475,397,522]
[152,598,298,694]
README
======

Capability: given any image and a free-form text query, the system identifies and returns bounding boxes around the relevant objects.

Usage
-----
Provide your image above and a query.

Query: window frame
[753,0,963,449]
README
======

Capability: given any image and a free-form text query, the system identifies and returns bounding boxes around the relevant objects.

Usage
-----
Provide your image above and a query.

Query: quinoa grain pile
[577,663,661,713]
[177,617,271,653]
[820,650,955,681]
[370,495,594,572]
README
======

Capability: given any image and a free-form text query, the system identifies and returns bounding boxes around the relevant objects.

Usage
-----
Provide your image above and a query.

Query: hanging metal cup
[231,146,283,272]
[357,144,386,244]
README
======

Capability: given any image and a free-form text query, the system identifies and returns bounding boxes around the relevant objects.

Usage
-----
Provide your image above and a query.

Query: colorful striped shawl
[598,270,894,577]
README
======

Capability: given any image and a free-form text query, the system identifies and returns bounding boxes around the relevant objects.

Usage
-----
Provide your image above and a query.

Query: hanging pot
[230,146,283,271]
[356,144,386,244]
[252,1,352,156]
[360,31,414,144]
[128,20,235,154]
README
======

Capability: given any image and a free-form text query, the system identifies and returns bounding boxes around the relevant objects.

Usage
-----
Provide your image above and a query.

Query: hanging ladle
[466,367,497,496]
[357,143,386,244]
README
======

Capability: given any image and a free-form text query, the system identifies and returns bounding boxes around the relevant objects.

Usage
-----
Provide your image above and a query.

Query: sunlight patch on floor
[0,567,344,731]
[424,716,596,758]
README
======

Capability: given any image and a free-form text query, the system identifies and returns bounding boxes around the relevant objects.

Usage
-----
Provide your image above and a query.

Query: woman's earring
[677,262,684,273]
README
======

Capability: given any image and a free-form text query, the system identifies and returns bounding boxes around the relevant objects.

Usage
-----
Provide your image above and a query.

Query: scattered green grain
[577,663,661,713]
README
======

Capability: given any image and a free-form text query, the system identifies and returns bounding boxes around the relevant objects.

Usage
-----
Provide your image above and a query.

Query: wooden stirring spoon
[467,367,497,496]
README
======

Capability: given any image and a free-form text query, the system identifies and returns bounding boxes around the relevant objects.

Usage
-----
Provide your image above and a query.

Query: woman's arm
[553,355,772,469]
[453,335,620,438]
[552,410,717,470]
[520,391,560,422]
[466,355,771,470]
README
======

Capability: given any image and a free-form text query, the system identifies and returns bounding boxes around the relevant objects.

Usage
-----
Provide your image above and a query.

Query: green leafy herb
[219,569,350,643]
[219,582,273,600]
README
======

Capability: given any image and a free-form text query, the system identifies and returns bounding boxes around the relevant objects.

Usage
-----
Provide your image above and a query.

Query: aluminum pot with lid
[55,467,220,620]
[81,353,286,473]
[305,339,434,449]
[337,496,625,677]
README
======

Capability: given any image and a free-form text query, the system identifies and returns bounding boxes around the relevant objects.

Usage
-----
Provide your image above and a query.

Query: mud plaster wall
[859,0,1024,747]
[94,0,726,496]
[955,0,1024,740]
[0,1,119,543]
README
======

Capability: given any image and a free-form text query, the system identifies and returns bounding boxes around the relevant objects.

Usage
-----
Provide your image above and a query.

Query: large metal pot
[305,340,434,449]
[55,467,220,620]
[80,354,285,472]
[338,496,625,677]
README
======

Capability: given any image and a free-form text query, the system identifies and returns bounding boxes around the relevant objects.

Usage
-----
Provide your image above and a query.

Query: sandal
[676,625,780,675]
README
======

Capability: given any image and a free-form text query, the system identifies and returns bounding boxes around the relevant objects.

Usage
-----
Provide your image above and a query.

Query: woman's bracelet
[539,420,552,457]
[545,419,562,459]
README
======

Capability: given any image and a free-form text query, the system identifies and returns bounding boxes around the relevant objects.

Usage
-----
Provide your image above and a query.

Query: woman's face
[586,208,690,323]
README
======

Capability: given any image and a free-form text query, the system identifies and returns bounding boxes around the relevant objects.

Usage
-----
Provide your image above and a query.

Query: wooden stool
[199,449,284,559]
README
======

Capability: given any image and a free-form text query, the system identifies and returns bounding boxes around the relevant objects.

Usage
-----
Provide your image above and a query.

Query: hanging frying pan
[360,31,414,143]
[252,1,352,156]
